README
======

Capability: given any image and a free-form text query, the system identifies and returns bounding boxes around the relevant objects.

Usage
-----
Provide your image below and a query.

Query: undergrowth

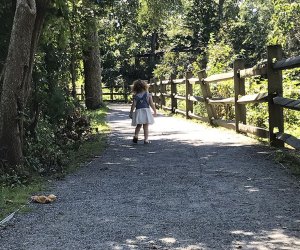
[0,107,109,220]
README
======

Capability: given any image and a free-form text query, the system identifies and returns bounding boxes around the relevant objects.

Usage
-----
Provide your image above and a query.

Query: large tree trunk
[83,17,102,109]
[0,0,49,166]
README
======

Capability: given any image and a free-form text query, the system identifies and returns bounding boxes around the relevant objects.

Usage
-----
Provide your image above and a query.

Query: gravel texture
[1,103,300,250]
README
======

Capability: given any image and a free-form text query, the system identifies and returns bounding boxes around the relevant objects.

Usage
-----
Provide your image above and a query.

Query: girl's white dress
[132,92,154,126]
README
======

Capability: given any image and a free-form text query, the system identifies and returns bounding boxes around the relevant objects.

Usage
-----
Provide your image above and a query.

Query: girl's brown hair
[132,79,149,94]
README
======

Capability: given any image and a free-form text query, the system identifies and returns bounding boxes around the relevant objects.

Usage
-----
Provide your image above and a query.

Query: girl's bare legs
[143,124,149,142]
[134,124,142,138]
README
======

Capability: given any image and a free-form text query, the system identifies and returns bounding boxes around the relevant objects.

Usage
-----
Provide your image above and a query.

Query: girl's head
[132,79,149,94]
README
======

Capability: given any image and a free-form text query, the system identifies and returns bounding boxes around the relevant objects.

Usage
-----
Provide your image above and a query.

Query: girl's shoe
[144,140,151,144]
[133,136,138,143]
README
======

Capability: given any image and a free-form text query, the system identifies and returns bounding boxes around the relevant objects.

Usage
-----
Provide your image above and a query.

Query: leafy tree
[269,0,300,56]
[218,0,274,66]
[184,0,219,49]
[206,35,235,76]
[99,0,143,85]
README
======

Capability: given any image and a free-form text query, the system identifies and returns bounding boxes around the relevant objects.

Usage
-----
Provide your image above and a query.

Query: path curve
[1,104,300,250]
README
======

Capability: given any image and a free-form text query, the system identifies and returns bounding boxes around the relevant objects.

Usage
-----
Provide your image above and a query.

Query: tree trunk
[218,0,225,22]
[25,0,49,103]
[150,30,158,64]
[0,0,49,166]
[69,0,77,98]
[83,17,102,109]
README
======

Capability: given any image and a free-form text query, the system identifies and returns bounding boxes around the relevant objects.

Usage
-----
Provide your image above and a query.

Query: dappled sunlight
[231,230,255,236]
[231,228,300,249]
[244,185,260,192]
[160,237,177,244]
[108,228,300,249]
[103,162,121,165]
[111,234,207,249]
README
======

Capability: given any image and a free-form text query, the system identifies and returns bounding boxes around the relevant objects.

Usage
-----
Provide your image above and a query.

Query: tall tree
[82,0,102,109]
[184,0,219,48]
[137,0,183,77]
[269,0,300,56]
[0,0,50,166]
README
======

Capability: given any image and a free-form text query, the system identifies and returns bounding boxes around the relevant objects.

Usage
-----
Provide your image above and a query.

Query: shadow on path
[1,104,300,250]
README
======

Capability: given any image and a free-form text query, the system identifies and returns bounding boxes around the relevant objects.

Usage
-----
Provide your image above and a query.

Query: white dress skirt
[131,108,154,126]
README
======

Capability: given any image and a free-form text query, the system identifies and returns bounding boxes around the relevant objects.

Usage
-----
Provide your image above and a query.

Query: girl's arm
[129,99,136,118]
[148,95,157,116]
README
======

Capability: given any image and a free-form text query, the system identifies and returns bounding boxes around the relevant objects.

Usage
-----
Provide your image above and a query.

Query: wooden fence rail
[78,84,130,103]
[102,83,129,102]
[149,45,300,150]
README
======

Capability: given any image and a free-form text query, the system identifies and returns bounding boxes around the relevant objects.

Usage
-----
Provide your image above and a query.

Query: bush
[24,119,64,176]
[24,108,92,177]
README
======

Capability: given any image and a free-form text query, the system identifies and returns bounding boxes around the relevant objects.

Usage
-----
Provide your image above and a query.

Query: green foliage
[204,35,235,119]
[184,0,219,48]
[1,108,108,220]
[219,0,274,66]
[24,119,64,176]
[138,0,183,31]
[46,87,75,123]
[269,0,300,56]
[153,51,192,78]
[60,107,109,174]
[0,164,30,188]
[206,35,235,76]
[24,106,94,177]
[98,0,145,84]
[0,182,43,220]
[282,69,300,137]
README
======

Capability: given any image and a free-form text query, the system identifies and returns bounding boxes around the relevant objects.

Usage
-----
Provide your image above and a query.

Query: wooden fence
[76,84,130,103]
[102,84,129,102]
[76,85,85,101]
[149,45,300,150]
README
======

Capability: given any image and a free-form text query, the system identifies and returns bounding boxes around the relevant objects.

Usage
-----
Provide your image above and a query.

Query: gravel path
[1,103,300,250]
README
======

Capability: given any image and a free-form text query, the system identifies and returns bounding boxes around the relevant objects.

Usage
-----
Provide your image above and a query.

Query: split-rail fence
[148,45,300,150]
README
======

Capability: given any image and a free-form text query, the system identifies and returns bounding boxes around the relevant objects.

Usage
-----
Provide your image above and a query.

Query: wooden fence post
[233,59,246,132]
[185,71,193,118]
[170,74,177,113]
[160,76,166,109]
[198,70,216,124]
[123,82,128,103]
[154,78,159,108]
[267,45,284,147]
[149,78,156,106]
[110,85,113,102]
[149,78,154,93]
[80,85,84,101]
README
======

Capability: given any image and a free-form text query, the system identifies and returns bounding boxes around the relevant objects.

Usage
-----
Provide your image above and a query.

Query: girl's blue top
[135,92,149,109]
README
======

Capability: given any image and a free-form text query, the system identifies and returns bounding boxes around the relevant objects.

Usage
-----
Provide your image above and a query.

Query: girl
[129,79,157,144]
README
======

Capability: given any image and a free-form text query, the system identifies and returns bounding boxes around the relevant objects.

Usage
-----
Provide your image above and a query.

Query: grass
[0,181,44,220]
[274,149,300,176]
[0,106,109,221]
